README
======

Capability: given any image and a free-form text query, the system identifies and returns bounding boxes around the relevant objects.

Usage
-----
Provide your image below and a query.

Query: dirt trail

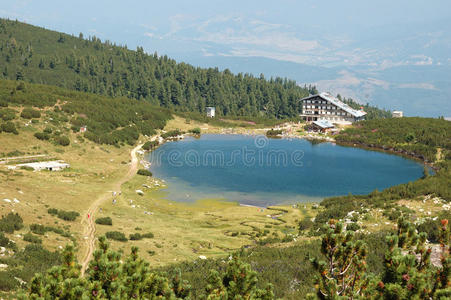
[80,143,143,275]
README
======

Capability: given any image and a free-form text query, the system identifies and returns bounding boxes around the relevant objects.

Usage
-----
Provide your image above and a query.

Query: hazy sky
[1,0,450,67]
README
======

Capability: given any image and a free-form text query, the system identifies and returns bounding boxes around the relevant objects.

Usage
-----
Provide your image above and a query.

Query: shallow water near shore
[147,134,425,206]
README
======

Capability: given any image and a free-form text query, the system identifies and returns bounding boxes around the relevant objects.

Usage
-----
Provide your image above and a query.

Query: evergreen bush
[137,169,152,176]
[105,231,127,242]
[33,132,50,140]
[20,108,41,119]
[55,135,70,146]
[95,217,112,226]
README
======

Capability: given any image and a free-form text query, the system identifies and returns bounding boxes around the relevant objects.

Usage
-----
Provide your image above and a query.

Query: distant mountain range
[143,17,451,118]
[175,55,451,118]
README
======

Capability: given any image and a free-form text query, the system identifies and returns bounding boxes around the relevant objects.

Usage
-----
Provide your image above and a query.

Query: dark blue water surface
[147,134,424,206]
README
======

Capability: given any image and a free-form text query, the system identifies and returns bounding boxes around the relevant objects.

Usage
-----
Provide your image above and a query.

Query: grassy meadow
[0,105,311,271]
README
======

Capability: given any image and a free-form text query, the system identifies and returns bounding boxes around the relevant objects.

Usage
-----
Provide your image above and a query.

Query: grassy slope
[0,122,130,255]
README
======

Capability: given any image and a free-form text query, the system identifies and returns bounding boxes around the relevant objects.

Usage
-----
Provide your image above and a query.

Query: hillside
[312,117,451,234]
[0,19,312,119]
[1,18,450,300]
[0,80,307,296]
[0,79,172,146]
[0,19,393,121]
[0,80,450,298]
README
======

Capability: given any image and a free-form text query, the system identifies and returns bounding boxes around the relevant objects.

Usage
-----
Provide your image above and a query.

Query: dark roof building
[300,92,366,124]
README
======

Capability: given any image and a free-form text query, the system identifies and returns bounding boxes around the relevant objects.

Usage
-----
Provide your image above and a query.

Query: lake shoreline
[143,133,425,207]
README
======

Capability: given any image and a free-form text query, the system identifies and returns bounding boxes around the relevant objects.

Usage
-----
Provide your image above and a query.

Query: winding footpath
[80,143,143,275]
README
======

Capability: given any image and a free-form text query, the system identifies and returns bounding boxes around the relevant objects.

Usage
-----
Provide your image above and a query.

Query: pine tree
[372,218,451,299]
[205,255,274,300]
[26,245,86,299]
[308,219,369,299]
[309,218,451,299]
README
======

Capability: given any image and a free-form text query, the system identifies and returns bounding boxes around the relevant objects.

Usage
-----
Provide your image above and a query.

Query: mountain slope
[0,19,312,119]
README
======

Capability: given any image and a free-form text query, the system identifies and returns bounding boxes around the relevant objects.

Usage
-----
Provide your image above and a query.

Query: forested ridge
[336,117,451,162]
[339,95,392,119]
[0,18,316,119]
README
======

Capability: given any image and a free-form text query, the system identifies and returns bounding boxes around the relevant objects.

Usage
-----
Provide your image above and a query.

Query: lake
[147,134,425,206]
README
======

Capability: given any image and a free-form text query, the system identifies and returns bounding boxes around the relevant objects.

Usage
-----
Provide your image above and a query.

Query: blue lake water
[147,134,424,206]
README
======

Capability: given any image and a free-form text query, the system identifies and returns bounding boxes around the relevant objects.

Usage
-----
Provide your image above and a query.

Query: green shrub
[266,129,283,137]
[142,140,159,150]
[43,127,53,134]
[189,127,201,135]
[137,169,152,176]
[105,231,127,242]
[95,217,112,226]
[30,224,46,235]
[6,150,24,157]
[47,208,58,215]
[0,232,9,247]
[55,135,70,146]
[129,233,143,240]
[0,108,16,121]
[298,218,314,232]
[47,208,79,221]
[281,235,294,243]
[0,244,61,291]
[346,222,360,231]
[34,132,50,140]
[0,272,18,291]
[0,213,23,233]
[20,108,41,119]
[0,100,8,107]
[45,226,65,235]
[161,129,183,139]
[417,219,440,243]
[56,210,79,221]
[129,232,154,240]
[1,121,18,134]
[23,233,42,244]
[143,232,154,239]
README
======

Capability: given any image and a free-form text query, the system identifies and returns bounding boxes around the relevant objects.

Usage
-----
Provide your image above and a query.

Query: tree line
[0,19,389,120]
[0,18,313,119]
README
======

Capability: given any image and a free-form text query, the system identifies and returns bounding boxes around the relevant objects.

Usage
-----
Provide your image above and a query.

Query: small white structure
[17,160,70,171]
[310,119,335,133]
[206,107,215,118]
[392,111,403,118]
[80,126,88,133]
